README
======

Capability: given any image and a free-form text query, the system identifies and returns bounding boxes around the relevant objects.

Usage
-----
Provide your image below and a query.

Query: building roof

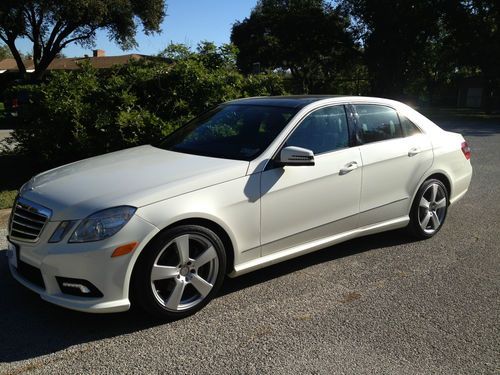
[0,54,146,73]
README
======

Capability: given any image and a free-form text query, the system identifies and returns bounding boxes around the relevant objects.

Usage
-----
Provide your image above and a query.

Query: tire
[131,225,227,319]
[407,179,449,239]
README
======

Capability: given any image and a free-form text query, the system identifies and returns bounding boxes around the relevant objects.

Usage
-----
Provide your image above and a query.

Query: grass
[0,190,17,210]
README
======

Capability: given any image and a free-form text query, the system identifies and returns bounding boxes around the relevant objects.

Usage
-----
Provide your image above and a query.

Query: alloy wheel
[418,183,447,234]
[150,233,219,312]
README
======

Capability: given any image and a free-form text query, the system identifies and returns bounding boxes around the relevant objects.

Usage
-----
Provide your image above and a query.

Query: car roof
[226,95,347,109]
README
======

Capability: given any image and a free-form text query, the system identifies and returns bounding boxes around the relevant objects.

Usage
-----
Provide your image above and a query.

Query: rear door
[352,104,433,226]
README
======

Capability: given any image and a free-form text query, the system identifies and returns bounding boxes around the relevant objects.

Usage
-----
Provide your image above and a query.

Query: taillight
[461,141,471,160]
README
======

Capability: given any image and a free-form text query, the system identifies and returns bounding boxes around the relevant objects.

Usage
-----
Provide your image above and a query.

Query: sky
[15,0,257,57]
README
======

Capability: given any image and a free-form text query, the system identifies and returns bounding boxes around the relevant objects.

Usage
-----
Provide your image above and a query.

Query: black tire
[131,225,226,319]
[407,178,449,239]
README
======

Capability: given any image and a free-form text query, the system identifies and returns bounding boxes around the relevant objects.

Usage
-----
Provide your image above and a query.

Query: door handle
[408,147,421,157]
[340,161,358,175]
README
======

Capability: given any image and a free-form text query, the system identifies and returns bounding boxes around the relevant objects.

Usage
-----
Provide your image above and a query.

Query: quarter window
[285,106,349,155]
[354,105,403,144]
[401,116,422,136]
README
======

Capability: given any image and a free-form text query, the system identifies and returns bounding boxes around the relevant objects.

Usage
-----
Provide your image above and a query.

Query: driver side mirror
[279,146,315,166]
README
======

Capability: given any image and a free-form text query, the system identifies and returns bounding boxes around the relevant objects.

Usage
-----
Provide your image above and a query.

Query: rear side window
[354,104,402,144]
[285,105,349,155]
[400,116,422,136]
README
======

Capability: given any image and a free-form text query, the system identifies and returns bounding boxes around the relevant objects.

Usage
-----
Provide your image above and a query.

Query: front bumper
[7,214,159,313]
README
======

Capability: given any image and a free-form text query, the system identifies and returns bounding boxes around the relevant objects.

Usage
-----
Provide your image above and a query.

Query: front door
[260,105,362,256]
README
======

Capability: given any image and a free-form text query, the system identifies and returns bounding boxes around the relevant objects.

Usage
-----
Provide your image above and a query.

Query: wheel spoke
[431,184,438,202]
[165,280,186,310]
[435,198,446,209]
[420,197,430,209]
[421,212,431,229]
[175,235,190,264]
[431,212,441,229]
[193,246,217,268]
[151,265,178,281]
[190,274,213,297]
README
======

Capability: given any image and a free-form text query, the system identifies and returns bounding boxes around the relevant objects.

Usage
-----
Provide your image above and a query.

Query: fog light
[56,277,103,297]
[62,282,91,294]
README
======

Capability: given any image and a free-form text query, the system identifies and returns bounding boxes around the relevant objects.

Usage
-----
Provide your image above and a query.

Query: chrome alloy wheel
[418,183,447,234]
[150,234,219,312]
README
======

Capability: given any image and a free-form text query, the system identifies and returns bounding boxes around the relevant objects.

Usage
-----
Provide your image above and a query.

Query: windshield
[156,104,298,161]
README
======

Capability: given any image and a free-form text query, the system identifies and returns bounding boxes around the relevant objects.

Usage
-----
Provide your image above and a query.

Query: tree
[343,0,444,98]
[231,0,358,93]
[441,0,499,111]
[0,0,165,80]
[0,43,13,59]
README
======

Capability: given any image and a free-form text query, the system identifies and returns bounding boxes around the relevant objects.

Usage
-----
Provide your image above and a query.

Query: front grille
[9,197,52,242]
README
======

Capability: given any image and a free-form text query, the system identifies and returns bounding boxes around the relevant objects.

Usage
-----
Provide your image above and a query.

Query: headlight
[69,206,136,243]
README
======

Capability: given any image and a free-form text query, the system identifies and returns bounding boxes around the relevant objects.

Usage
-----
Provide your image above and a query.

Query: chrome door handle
[408,147,421,157]
[340,161,358,175]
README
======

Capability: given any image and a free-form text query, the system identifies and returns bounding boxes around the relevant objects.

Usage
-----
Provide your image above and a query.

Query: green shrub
[3,43,287,167]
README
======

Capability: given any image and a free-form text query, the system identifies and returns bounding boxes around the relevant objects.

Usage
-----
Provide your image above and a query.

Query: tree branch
[60,29,98,49]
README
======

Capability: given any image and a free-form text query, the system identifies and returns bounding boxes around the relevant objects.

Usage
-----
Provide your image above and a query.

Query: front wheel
[408,179,449,239]
[131,225,226,319]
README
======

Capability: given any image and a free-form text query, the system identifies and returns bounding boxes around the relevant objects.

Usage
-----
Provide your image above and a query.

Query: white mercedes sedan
[6,96,472,318]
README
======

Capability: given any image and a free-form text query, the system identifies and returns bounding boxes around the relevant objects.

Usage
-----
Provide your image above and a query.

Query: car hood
[21,145,249,221]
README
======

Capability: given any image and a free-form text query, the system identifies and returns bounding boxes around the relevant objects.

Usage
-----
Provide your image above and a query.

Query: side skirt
[228,216,409,277]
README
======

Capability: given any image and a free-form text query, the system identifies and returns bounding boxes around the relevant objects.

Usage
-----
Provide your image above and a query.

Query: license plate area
[7,240,18,268]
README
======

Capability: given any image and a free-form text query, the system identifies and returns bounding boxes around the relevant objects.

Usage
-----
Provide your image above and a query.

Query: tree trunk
[5,39,26,76]
[31,50,58,81]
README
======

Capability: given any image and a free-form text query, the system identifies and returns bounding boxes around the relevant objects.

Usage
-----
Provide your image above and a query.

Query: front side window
[354,104,402,144]
[285,106,349,155]
[156,105,298,160]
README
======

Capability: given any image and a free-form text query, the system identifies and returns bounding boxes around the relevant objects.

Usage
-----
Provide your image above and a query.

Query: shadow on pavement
[0,229,416,363]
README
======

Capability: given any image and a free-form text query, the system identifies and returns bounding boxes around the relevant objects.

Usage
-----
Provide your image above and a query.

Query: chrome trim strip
[12,219,43,230]
[12,211,46,223]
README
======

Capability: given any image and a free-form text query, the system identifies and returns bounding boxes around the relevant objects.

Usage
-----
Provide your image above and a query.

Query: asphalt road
[0,115,499,374]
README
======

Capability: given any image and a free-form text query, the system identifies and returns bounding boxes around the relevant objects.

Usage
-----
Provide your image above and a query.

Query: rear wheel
[131,225,226,319]
[408,179,449,239]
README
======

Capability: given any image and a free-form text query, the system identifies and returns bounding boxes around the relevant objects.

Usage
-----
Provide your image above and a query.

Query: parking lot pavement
[0,117,498,374]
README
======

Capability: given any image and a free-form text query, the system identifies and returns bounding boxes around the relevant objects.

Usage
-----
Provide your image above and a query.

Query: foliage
[0,43,12,59]
[342,0,444,98]
[3,43,287,166]
[231,0,359,93]
[341,0,499,106]
[0,190,17,209]
[440,0,499,111]
[0,0,165,79]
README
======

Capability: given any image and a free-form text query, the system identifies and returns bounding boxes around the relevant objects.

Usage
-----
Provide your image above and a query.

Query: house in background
[0,50,152,115]
[0,49,147,75]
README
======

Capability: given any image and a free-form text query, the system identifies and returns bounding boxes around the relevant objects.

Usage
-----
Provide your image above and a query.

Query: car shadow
[0,229,417,363]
